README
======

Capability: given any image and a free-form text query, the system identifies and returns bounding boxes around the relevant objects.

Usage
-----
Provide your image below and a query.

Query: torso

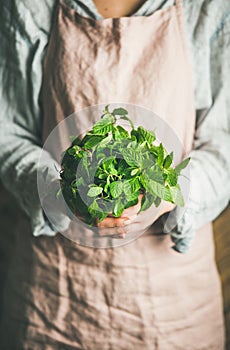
[93,0,147,18]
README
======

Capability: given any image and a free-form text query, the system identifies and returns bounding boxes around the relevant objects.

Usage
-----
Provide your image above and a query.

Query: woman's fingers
[96,216,132,228]
[97,226,126,238]
[95,194,144,232]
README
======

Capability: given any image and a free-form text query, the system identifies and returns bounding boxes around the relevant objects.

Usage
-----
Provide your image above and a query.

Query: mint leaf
[124,190,139,209]
[88,200,107,223]
[123,180,132,199]
[87,186,103,197]
[103,105,110,114]
[118,159,129,173]
[137,126,156,145]
[163,152,173,169]
[166,168,178,186]
[157,143,165,167]
[140,193,155,212]
[146,165,164,184]
[175,157,190,175]
[170,185,184,206]
[147,179,172,202]
[131,168,140,176]
[84,136,103,149]
[72,177,84,187]
[68,145,82,156]
[114,125,129,139]
[113,197,125,217]
[110,181,123,198]
[123,148,142,167]
[112,108,128,115]
[154,196,161,207]
[92,115,115,135]
[128,177,140,193]
[98,134,113,146]
[141,157,155,169]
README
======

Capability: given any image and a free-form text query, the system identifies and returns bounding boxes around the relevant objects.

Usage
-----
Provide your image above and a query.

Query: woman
[0,0,229,348]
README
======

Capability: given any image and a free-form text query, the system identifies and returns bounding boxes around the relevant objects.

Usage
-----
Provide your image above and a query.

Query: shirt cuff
[31,204,71,237]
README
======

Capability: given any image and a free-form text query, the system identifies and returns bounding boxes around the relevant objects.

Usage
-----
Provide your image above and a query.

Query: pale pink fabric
[2,0,225,348]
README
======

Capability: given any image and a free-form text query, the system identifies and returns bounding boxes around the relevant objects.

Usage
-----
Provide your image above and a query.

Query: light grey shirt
[0,0,230,253]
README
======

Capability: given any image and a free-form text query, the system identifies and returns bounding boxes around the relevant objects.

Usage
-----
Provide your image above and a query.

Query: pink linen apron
[0,0,225,349]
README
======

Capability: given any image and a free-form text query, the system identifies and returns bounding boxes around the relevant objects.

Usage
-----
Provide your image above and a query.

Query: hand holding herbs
[59,106,190,228]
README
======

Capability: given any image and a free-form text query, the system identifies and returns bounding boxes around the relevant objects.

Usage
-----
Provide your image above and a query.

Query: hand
[41,179,71,232]
[95,194,176,239]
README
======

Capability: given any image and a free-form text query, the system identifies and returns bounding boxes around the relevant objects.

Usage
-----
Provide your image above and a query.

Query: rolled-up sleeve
[0,0,70,236]
[165,10,230,253]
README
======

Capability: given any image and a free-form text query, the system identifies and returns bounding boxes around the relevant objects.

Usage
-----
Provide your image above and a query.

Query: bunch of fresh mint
[59,106,190,225]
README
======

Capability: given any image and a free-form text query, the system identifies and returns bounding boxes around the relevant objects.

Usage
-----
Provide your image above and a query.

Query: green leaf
[157,143,165,167]
[146,165,164,184]
[147,180,172,202]
[84,136,103,149]
[163,152,173,169]
[88,205,98,218]
[103,105,110,114]
[98,198,114,215]
[104,183,109,194]
[170,185,184,206]
[139,173,147,189]
[72,177,84,188]
[140,193,155,212]
[98,173,107,180]
[128,177,141,193]
[114,125,129,140]
[96,152,106,161]
[88,200,105,222]
[110,181,123,198]
[123,148,142,167]
[102,156,116,173]
[118,159,129,173]
[97,212,109,223]
[87,186,103,197]
[127,140,137,149]
[131,129,138,140]
[92,115,115,135]
[98,133,113,146]
[140,157,155,169]
[94,124,114,135]
[174,157,191,175]
[112,107,128,115]
[124,196,139,209]
[149,146,158,158]
[82,152,90,178]
[166,168,178,186]
[131,168,140,176]
[68,145,81,156]
[137,126,156,145]
[154,196,161,207]
[123,180,133,199]
[113,197,125,217]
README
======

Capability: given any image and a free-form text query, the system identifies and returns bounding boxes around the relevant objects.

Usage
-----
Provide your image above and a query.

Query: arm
[164,9,230,253]
[0,0,70,236]
[105,3,230,249]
